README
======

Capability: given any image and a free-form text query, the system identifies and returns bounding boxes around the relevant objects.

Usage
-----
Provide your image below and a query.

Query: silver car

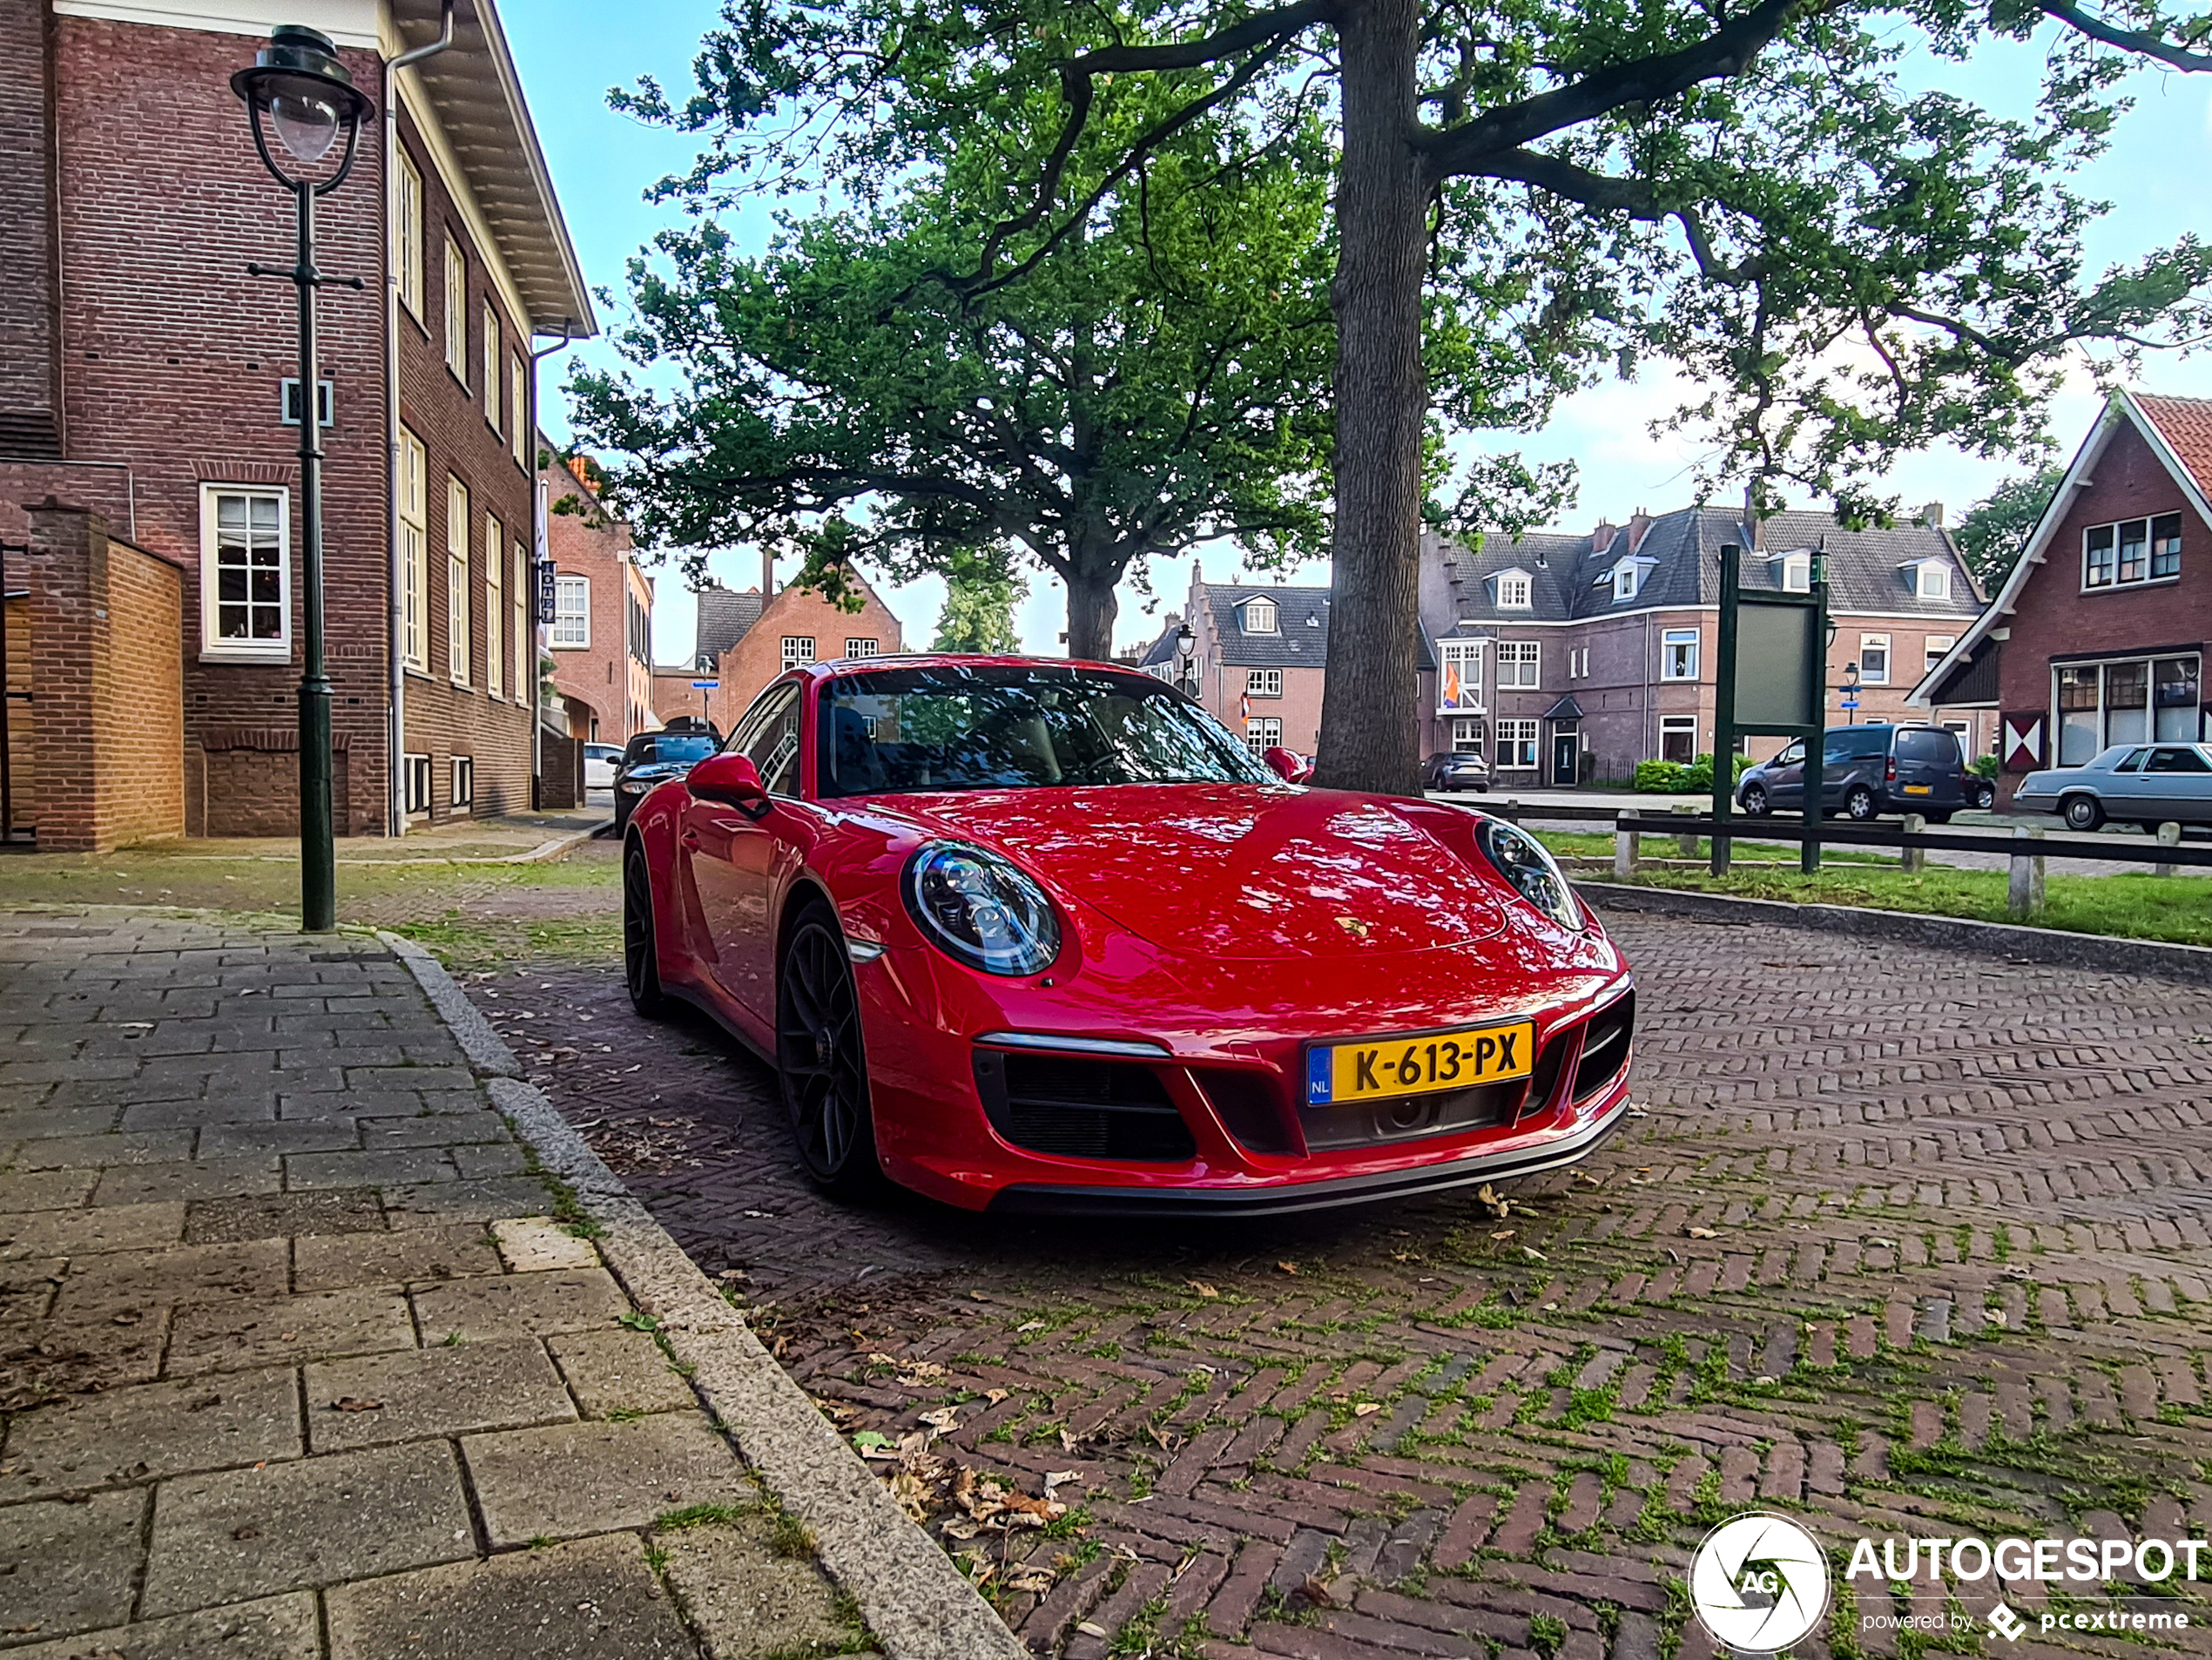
[2014,742,2212,832]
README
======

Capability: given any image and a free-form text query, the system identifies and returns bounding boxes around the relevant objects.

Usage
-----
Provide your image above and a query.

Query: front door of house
[1551,732,1578,786]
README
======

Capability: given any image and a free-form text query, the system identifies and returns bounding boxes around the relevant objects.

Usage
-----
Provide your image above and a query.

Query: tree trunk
[1064,556,1120,662]
[1313,0,1427,796]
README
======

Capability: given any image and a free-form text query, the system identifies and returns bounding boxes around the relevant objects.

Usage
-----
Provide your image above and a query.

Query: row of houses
[1140,389,2212,800]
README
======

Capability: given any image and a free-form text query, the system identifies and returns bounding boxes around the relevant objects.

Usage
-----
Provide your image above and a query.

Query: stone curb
[379,932,1024,1660]
[1577,881,2212,986]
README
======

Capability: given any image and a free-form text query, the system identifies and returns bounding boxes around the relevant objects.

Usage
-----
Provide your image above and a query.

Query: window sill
[199,645,291,666]
[550,642,590,651]
[2079,575,2182,596]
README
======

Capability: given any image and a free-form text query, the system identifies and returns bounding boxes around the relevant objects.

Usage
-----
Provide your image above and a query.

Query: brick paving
[0,912,861,1657]
[482,912,2212,1658]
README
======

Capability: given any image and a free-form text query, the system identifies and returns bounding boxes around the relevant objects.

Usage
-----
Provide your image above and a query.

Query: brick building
[1914,390,2210,800]
[1136,568,1349,756]
[685,569,907,732]
[542,449,654,745]
[1417,503,1989,787]
[0,0,592,839]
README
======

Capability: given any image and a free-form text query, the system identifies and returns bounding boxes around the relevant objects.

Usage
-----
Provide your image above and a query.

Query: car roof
[795,651,1157,680]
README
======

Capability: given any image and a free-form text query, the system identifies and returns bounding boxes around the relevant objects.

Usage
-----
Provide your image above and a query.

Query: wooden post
[1501,798,1521,826]
[2006,826,2046,919]
[2154,820,2182,879]
[1673,801,1699,859]
[1614,811,1641,881]
[1900,813,1925,873]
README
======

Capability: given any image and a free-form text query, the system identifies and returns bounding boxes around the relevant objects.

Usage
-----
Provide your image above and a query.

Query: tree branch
[1068,0,1335,75]
[1467,150,1766,281]
[2035,0,2212,71]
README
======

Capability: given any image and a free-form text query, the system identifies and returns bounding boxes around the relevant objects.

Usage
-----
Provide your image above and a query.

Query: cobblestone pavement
[0,912,861,1658]
[478,912,2212,1660]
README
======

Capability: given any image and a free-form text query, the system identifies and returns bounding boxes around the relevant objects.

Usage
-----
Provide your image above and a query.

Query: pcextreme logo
[1688,1513,1831,1654]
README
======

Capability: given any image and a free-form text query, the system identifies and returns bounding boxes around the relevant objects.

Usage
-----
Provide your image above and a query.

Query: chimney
[761,546,776,597]
[1628,508,1654,554]
[1919,501,1944,527]
[1590,518,1616,556]
[1743,482,1764,552]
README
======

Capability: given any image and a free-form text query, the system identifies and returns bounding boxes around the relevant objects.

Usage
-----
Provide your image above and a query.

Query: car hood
[877,784,1511,960]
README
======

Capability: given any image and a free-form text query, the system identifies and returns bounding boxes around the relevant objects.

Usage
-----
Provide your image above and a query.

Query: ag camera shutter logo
[1689,1513,1831,1653]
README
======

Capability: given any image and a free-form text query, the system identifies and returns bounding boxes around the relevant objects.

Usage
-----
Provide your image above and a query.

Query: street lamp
[1840,660,1860,726]
[233,25,373,932]
[1174,622,1196,695]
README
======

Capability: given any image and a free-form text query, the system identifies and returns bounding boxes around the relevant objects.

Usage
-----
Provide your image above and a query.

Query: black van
[1736,724,1967,822]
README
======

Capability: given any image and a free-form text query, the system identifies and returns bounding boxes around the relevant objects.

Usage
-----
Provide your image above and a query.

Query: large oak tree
[630,0,2212,790]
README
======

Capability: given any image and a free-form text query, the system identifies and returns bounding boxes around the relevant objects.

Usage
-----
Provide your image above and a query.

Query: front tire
[624,846,671,1020]
[1741,783,1770,818]
[2061,793,2105,833]
[1843,786,1878,821]
[777,904,885,1198]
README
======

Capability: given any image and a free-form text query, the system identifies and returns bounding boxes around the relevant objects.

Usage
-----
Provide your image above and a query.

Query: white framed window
[1495,572,1532,609]
[1661,627,1699,681]
[1238,597,1277,634]
[1450,717,1483,752]
[1613,560,1638,602]
[551,575,590,648]
[484,515,503,699]
[403,752,432,815]
[1248,668,1283,698]
[1660,715,1697,765]
[1925,635,1955,676]
[1244,716,1282,756]
[1915,562,1950,600]
[2083,513,2182,590]
[443,235,469,383]
[450,754,474,808]
[509,355,527,467]
[2055,653,2202,759]
[399,428,427,672]
[1438,639,1484,712]
[1858,633,1891,685]
[514,543,530,696]
[1495,718,1539,770]
[482,301,501,433]
[1779,550,1811,593]
[447,475,470,685]
[1496,641,1540,691]
[395,152,424,321]
[845,638,880,658]
[781,636,817,669]
[199,485,289,662]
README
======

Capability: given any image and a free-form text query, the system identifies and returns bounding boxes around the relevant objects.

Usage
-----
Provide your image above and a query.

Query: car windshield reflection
[819,664,1274,798]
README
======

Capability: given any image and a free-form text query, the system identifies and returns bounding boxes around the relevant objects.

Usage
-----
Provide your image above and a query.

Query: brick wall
[705,580,906,732]
[393,98,536,824]
[3,591,30,833]
[18,502,184,852]
[543,460,651,742]
[0,0,58,455]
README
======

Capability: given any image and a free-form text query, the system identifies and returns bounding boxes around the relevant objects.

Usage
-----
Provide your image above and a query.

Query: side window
[1775,741,1804,767]
[728,684,803,795]
[2147,746,2211,773]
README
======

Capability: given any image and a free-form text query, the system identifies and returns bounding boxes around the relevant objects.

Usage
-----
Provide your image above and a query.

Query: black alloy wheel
[2062,793,2105,833]
[777,905,884,1198]
[1741,783,1770,817]
[1844,786,1878,821]
[623,846,670,1019]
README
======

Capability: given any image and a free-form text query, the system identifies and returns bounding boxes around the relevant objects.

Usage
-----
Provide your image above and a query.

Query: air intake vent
[1572,992,1634,1103]
[973,1049,1196,1163]
[1194,1069,1293,1155]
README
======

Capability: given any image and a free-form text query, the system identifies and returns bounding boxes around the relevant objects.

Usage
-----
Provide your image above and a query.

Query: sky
[503,3,2212,666]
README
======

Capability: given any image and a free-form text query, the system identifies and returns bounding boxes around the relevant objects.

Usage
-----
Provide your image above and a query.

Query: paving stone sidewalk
[0,910,867,1657]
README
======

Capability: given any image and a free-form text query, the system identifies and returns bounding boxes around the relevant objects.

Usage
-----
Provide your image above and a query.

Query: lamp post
[233,24,372,932]
[1175,622,1196,697]
[1840,660,1861,726]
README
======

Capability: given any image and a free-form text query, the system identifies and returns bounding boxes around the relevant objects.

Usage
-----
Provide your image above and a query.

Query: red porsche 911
[621,657,1634,1215]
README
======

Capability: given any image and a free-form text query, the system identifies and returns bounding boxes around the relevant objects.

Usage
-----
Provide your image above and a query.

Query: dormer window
[1901,558,1951,600]
[1494,570,1533,610]
[1239,597,1278,634]
[1613,559,1638,603]
[1778,550,1811,593]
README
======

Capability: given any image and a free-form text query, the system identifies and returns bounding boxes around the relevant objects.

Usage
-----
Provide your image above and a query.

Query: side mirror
[689,752,769,813]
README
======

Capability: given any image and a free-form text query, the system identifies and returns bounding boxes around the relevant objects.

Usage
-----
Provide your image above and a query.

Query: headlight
[619,780,648,793]
[1476,817,1583,931]
[904,842,1061,975]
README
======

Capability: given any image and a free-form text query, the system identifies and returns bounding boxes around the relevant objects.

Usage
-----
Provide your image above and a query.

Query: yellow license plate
[1903,784,1932,794]
[1305,1022,1534,1107]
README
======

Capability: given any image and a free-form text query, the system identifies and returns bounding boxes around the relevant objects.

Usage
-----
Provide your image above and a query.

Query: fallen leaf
[1489,1229,1515,1242]
[232,1525,260,1541]
[1043,1470,1081,1499]
[983,1388,1010,1407]
[1016,1319,1046,1333]
[1058,1427,1082,1454]
[852,1431,894,1454]
[1185,1280,1218,1299]
[1004,1564,1055,1594]
[1076,1623,1109,1639]
[1521,1246,1548,1263]
[329,1397,382,1413]
[1352,1402,1382,1418]
[1476,1183,1513,1220]
[1297,1576,1339,1609]
[1275,1260,1299,1276]
[917,1407,960,1433]
[1685,1225,1719,1239]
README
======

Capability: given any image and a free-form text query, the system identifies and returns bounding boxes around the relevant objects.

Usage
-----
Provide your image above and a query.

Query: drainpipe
[527,323,576,808]
[383,0,455,837]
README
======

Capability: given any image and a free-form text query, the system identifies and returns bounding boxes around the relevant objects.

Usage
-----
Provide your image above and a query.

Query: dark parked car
[613,725,722,832]
[1422,751,1492,793]
[2014,742,2212,831]
[1736,723,1966,822]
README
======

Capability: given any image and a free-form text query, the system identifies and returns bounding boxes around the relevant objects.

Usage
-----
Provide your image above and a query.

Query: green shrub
[1634,759,1689,793]
[1968,753,1999,779]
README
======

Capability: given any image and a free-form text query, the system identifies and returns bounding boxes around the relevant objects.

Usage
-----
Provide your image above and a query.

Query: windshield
[627,733,718,767]
[819,665,1274,797]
